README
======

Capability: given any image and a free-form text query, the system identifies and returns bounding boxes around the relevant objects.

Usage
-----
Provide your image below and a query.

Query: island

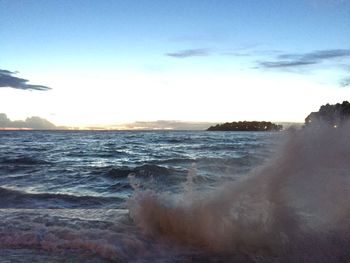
[207,121,283,131]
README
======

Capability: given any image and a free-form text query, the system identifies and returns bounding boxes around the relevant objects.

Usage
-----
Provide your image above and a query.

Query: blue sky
[1,0,350,127]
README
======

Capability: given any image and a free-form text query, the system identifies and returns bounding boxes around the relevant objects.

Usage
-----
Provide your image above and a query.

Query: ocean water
[0,128,349,262]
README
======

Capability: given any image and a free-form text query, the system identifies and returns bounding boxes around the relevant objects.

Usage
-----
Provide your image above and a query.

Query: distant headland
[207,121,283,131]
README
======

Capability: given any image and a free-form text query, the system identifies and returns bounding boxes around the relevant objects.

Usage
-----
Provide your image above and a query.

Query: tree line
[207,121,283,131]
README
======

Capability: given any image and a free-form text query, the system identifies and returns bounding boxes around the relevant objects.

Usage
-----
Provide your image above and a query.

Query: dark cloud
[0,113,57,129]
[0,69,50,91]
[259,49,350,69]
[258,49,350,87]
[260,60,318,68]
[278,49,350,61]
[165,49,210,58]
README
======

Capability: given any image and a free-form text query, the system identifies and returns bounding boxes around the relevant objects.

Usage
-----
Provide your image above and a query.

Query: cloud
[258,49,350,87]
[165,49,210,58]
[0,69,50,91]
[341,77,350,87]
[0,113,57,129]
[260,60,318,68]
[259,49,350,69]
[278,49,350,61]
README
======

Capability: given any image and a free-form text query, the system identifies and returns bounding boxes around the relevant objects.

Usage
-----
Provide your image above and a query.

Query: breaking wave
[128,122,350,262]
[0,187,122,209]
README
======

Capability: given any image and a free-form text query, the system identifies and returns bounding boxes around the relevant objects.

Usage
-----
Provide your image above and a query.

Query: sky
[1,0,350,128]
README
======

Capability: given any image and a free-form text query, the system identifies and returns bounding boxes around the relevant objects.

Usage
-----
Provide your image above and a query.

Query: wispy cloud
[165,49,210,58]
[341,77,350,87]
[259,49,350,69]
[260,60,318,68]
[278,49,350,60]
[0,69,50,91]
[258,49,350,87]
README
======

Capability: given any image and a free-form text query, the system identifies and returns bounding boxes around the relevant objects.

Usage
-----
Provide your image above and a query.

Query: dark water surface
[0,131,276,209]
[2,128,349,262]
[0,131,277,262]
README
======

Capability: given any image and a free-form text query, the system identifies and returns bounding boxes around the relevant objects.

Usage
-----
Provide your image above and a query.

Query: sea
[0,128,349,262]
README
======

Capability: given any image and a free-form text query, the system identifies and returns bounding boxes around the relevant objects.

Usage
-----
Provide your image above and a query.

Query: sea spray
[128,122,350,261]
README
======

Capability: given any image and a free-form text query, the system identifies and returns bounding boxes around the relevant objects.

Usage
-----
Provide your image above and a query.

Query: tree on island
[207,121,283,131]
[305,101,350,127]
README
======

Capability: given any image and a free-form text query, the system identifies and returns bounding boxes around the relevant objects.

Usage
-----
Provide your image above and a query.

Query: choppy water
[0,131,275,209]
[1,128,349,262]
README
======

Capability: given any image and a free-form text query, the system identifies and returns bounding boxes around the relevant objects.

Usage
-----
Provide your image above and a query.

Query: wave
[0,209,127,261]
[0,209,199,262]
[0,187,122,209]
[156,157,196,164]
[128,122,350,262]
[0,156,49,165]
[93,164,187,179]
